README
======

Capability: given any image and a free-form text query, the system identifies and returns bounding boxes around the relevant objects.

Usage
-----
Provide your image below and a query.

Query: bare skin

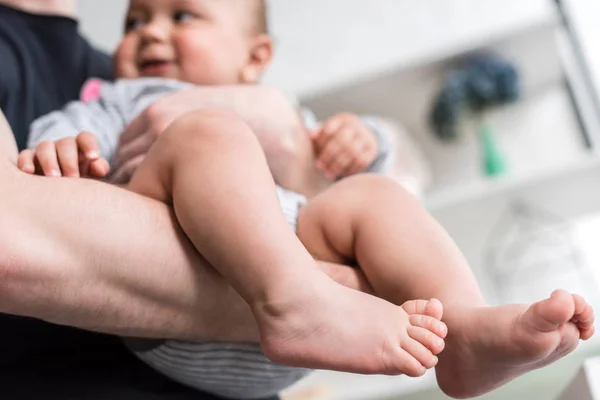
[437,291,594,398]
[7,103,595,397]
[0,110,371,343]
[32,106,592,393]
[296,175,595,398]
[110,86,331,196]
[126,107,595,392]
[128,109,445,376]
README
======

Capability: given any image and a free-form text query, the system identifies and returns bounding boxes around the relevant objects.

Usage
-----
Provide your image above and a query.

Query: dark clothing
[0,5,278,400]
[0,3,111,150]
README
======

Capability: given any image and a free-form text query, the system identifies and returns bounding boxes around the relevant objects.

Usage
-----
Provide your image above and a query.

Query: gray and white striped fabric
[28,77,395,399]
[136,342,310,399]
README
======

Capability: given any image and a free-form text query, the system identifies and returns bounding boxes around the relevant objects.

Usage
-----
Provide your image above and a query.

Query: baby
[20,0,595,399]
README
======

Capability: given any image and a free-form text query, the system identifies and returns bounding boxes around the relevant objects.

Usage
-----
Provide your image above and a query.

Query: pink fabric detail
[80,78,103,103]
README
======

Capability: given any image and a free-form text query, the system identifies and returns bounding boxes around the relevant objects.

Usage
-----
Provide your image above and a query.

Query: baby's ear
[240,34,273,83]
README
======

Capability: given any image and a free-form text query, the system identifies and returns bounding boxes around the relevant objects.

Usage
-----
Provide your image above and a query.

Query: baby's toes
[408,325,445,355]
[391,348,427,378]
[409,314,447,339]
[402,299,443,320]
[580,325,595,341]
[401,300,430,315]
[401,337,438,370]
[573,295,594,324]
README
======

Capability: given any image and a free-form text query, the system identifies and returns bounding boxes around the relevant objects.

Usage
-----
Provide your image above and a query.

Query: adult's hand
[111,93,196,184]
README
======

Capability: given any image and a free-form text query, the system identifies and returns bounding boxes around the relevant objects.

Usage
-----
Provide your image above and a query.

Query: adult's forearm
[0,138,259,342]
[0,109,257,341]
[0,167,372,342]
[0,168,369,341]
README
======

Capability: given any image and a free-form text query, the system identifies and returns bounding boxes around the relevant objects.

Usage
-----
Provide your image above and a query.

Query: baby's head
[114,0,271,85]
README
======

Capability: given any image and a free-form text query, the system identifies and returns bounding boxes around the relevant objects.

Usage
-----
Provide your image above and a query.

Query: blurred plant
[429,54,521,176]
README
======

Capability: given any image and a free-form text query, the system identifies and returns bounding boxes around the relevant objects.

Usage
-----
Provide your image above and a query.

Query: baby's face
[115,0,260,85]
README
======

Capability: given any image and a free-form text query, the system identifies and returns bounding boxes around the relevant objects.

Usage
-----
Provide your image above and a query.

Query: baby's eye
[125,17,145,32]
[173,11,195,23]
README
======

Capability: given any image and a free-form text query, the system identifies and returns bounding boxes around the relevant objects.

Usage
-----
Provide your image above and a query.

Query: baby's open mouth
[139,60,173,74]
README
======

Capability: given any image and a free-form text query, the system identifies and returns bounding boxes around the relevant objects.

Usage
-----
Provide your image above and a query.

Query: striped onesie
[29,77,395,399]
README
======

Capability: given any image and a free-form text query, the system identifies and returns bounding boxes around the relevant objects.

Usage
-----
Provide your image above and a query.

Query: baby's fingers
[56,138,81,177]
[342,147,377,177]
[77,131,101,160]
[88,158,111,179]
[35,141,61,177]
[18,150,36,174]
[327,151,354,179]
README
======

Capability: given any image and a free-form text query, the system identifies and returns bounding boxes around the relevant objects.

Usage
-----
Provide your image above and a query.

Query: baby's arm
[28,81,128,162]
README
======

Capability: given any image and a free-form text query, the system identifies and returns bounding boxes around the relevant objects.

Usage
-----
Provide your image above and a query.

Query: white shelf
[425,156,600,213]
[264,0,558,99]
[422,84,595,212]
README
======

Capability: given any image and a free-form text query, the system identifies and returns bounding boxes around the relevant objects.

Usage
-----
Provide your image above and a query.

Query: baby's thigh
[134,341,310,399]
[296,175,395,263]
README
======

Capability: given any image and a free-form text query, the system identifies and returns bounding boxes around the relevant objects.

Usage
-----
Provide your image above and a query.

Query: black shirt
[0,4,113,151]
[0,5,277,400]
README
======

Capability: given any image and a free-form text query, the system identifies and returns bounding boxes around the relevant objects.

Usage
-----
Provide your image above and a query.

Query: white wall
[77,0,126,52]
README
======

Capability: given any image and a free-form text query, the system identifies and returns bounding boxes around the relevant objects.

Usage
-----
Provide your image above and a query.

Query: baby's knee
[343,174,407,199]
[159,109,254,153]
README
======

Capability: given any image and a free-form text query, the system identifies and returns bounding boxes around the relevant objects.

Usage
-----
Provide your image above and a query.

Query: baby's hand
[18,132,110,179]
[310,113,378,180]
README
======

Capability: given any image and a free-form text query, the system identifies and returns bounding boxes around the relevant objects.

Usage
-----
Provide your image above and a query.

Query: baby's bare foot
[437,290,595,398]
[254,274,446,376]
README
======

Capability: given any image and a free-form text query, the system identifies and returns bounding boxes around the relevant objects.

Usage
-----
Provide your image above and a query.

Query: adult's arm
[0,110,369,342]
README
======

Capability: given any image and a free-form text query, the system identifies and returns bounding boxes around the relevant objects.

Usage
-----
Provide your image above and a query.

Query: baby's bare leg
[128,109,443,376]
[297,174,595,398]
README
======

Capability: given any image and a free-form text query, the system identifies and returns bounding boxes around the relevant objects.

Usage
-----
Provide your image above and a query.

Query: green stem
[479,122,507,177]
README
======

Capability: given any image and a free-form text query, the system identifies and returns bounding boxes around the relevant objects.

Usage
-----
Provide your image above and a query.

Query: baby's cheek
[177,34,241,84]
